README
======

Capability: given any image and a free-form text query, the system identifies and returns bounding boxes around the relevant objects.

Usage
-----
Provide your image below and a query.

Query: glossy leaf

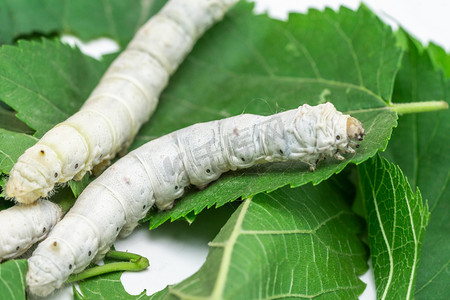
[0,259,27,300]
[383,35,450,299]
[359,154,429,299]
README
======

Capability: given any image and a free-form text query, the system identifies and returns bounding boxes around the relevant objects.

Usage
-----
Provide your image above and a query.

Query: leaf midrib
[210,198,251,300]
[0,71,69,119]
[187,55,386,106]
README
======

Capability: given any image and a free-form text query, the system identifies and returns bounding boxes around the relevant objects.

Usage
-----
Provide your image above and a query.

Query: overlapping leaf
[383,35,450,299]
[0,40,109,138]
[359,154,429,299]
[150,180,367,299]
[0,0,166,47]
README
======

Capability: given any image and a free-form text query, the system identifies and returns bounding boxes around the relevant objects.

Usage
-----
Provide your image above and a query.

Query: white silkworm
[26,102,365,296]
[0,200,61,262]
[5,0,239,204]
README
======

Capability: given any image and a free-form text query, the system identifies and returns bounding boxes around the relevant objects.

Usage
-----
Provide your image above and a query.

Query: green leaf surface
[0,259,27,300]
[137,3,401,141]
[383,36,450,299]
[150,181,368,299]
[0,198,12,211]
[0,39,109,138]
[0,106,32,134]
[68,173,96,199]
[142,3,402,228]
[50,185,77,215]
[0,0,166,47]
[75,271,146,300]
[359,154,429,300]
[0,128,37,174]
[428,43,450,78]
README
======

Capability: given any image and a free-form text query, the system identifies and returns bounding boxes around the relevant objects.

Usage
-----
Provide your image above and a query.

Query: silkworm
[5,0,239,204]
[26,102,365,296]
[0,200,61,262]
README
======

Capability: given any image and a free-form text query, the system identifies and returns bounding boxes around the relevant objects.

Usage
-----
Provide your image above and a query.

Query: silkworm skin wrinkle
[0,200,62,262]
[26,102,364,296]
[6,0,239,204]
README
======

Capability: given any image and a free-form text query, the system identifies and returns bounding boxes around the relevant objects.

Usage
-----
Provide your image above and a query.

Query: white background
[41,1,450,299]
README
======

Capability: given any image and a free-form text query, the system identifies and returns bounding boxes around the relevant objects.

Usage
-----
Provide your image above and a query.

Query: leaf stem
[66,250,149,283]
[388,100,448,114]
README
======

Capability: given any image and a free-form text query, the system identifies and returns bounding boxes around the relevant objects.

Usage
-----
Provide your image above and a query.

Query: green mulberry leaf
[0,259,27,300]
[359,154,429,299]
[150,180,368,299]
[0,0,166,47]
[0,40,109,138]
[74,270,146,300]
[383,34,450,299]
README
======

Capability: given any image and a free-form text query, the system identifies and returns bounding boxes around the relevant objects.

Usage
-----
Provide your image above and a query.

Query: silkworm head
[5,144,62,204]
[346,117,365,141]
[27,239,75,297]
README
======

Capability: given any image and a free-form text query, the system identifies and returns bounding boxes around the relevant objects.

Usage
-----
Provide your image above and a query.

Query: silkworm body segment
[27,102,364,296]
